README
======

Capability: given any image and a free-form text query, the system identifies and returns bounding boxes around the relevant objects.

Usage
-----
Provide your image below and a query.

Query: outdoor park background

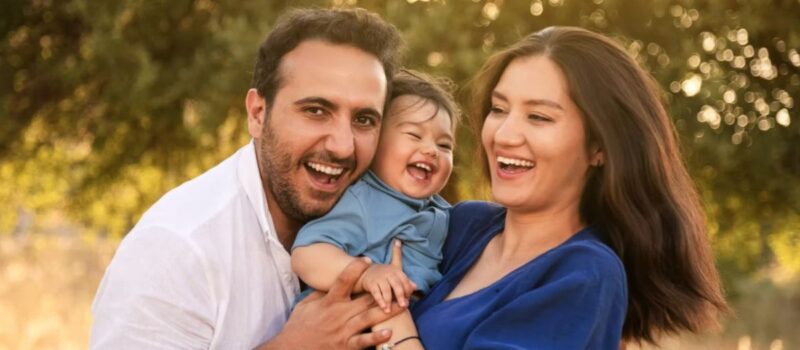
[1,0,798,349]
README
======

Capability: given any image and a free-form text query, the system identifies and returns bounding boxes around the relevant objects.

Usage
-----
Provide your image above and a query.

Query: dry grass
[0,234,117,350]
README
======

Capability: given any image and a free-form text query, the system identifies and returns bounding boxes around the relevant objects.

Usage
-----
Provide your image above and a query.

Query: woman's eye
[529,114,551,122]
[489,106,506,114]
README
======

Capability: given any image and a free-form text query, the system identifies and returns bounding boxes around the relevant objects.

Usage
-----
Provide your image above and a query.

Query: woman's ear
[246,88,268,138]
[590,146,604,167]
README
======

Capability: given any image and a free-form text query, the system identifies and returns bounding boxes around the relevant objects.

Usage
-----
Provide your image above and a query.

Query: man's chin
[297,193,341,218]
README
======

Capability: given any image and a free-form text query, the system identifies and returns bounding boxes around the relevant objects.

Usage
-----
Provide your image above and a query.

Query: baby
[291,70,460,312]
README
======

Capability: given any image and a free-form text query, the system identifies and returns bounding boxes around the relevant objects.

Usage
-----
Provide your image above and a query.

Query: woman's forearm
[375,310,424,350]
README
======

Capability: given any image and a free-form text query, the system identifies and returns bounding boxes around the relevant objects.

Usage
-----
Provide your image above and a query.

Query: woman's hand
[358,240,417,312]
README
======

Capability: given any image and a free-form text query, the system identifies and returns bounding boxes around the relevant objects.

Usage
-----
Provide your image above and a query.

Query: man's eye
[305,107,325,116]
[354,115,376,126]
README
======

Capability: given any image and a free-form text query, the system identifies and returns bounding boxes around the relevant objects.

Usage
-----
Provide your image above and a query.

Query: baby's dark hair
[389,69,461,131]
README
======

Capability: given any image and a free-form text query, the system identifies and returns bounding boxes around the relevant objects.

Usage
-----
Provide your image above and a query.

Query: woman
[382,26,728,349]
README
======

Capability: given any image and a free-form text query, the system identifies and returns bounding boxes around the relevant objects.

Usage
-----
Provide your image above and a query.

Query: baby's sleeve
[390,207,449,294]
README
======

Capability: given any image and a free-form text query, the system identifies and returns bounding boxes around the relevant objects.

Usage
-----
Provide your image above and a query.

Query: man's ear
[246,88,268,138]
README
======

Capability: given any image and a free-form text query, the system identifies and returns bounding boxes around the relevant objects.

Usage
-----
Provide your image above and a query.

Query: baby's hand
[359,240,416,312]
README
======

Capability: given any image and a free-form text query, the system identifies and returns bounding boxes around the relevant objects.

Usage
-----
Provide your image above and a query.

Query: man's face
[248,40,387,223]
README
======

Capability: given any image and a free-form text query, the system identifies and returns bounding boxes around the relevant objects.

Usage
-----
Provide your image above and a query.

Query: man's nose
[324,117,356,160]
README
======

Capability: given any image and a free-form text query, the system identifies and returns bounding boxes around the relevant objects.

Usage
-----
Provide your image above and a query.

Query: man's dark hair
[251,7,404,109]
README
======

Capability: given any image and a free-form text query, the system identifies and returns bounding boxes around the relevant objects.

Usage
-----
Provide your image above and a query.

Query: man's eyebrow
[492,91,564,111]
[294,96,337,110]
[294,97,382,120]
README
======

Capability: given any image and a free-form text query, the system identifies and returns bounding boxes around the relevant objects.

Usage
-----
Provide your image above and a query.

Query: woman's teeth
[497,156,535,168]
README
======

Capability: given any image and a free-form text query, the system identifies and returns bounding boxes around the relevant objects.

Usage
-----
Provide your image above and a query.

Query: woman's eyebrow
[492,91,563,110]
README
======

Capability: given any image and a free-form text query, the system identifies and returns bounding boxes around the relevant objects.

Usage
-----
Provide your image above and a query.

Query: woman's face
[481,55,600,214]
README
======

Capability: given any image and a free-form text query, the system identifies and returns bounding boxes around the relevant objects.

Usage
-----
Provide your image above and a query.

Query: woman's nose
[494,114,525,146]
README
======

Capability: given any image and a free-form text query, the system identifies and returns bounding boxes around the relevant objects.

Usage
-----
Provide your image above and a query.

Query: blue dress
[411,201,628,349]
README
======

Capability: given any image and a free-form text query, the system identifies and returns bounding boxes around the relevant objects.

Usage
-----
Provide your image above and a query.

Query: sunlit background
[1,0,798,349]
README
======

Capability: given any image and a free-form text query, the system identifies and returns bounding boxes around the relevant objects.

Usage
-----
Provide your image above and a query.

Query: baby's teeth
[414,163,431,172]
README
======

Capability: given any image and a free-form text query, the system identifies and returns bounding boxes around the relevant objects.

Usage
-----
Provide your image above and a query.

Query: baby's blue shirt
[292,170,451,293]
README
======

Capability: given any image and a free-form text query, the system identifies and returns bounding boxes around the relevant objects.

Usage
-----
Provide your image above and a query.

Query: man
[91,8,405,349]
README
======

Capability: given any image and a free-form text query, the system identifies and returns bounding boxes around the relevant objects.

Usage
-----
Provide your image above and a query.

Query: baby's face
[371,95,454,199]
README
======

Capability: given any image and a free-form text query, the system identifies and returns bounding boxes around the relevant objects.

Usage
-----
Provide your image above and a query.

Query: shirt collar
[237,140,280,243]
[361,170,451,211]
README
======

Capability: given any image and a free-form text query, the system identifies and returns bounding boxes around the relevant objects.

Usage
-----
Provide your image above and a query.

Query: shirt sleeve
[390,208,448,293]
[90,226,215,349]
[390,224,443,294]
[291,190,369,255]
[463,256,627,350]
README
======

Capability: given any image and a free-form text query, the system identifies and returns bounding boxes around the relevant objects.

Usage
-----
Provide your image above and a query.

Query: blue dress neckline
[430,210,597,308]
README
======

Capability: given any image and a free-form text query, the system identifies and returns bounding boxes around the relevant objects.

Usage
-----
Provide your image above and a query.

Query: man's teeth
[412,163,432,172]
[307,162,344,176]
[497,156,535,168]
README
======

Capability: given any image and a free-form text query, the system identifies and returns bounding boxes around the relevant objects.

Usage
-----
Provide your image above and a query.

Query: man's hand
[358,240,416,312]
[258,257,405,350]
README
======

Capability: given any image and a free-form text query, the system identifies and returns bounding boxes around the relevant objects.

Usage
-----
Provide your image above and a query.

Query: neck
[495,201,585,261]
[264,186,303,252]
[254,142,303,252]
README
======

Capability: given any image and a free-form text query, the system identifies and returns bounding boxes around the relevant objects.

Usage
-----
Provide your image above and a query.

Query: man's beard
[256,118,355,223]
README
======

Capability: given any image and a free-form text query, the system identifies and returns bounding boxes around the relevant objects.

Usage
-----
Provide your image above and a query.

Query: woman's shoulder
[542,229,627,289]
[439,201,505,271]
[451,200,504,224]
[448,201,505,240]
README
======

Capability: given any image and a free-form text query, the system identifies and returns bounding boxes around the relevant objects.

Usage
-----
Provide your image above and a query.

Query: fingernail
[379,329,391,337]
[362,256,372,264]
[394,240,400,246]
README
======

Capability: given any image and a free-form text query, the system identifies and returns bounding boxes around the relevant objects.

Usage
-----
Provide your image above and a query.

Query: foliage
[1,0,799,281]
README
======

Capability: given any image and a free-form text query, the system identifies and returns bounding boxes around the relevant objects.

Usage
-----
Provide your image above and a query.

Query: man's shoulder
[136,148,248,238]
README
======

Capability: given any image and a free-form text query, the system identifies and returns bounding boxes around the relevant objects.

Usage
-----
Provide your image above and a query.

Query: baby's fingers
[368,283,387,311]
[378,281,393,313]
[389,275,408,307]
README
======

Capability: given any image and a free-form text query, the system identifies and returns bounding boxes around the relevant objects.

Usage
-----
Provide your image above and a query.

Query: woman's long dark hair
[471,26,729,344]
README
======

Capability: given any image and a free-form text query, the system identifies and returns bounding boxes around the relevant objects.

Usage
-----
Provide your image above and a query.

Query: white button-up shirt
[91,141,300,349]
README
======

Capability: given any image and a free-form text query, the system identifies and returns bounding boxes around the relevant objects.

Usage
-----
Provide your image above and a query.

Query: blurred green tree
[1,0,798,283]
